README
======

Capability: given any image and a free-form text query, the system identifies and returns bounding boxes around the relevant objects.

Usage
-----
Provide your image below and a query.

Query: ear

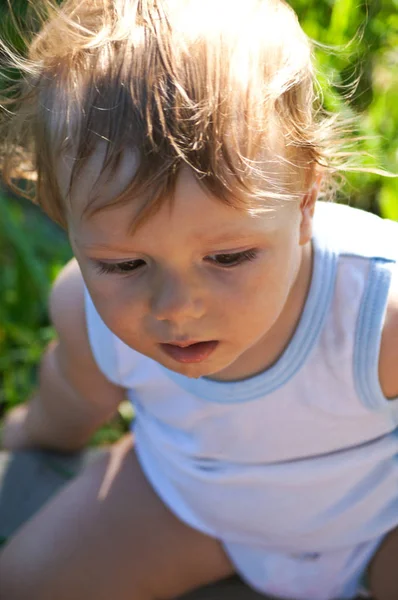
[299,173,322,245]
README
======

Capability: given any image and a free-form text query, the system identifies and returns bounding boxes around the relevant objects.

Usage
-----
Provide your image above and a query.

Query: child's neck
[211,241,314,382]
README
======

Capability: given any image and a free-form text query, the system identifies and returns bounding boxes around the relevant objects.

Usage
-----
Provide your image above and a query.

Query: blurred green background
[0,0,397,441]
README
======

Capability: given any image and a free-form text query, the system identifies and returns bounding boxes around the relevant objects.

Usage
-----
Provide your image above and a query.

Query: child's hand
[1,403,33,451]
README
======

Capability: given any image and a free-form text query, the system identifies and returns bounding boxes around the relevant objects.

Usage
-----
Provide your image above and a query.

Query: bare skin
[365,270,398,600]
[0,435,234,600]
[0,168,316,600]
[2,178,398,598]
[368,272,398,600]
[367,527,398,600]
[0,263,234,599]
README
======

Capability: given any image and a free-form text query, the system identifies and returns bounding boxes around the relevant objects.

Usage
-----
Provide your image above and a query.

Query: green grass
[0,192,132,443]
[0,193,68,411]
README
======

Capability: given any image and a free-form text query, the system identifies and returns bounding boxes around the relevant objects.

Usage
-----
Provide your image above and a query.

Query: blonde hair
[0,0,345,228]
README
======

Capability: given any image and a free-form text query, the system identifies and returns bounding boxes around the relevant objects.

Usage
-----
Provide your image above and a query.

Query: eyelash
[94,259,145,276]
[206,248,258,267]
[94,249,259,275]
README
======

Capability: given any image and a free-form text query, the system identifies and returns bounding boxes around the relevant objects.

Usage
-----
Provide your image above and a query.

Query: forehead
[59,144,298,246]
[56,144,140,220]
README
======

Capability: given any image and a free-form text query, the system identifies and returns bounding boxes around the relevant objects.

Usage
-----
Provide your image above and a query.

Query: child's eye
[94,259,146,275]
[206,249,259,267]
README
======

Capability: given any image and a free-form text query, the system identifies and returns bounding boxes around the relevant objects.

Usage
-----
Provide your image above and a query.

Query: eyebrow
[78,242,138,254]
[80,232,262,252]
[193,232,263,246]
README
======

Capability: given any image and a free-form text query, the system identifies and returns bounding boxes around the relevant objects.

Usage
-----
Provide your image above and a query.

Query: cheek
[248,249,294,297]
[79,257,146,311]
[82,273,145,336]
[230,249,299,326]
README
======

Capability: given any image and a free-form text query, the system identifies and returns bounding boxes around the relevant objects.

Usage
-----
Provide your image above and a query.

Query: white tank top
[85,202,398,552]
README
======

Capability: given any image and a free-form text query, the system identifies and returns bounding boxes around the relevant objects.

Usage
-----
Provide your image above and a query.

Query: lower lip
[160,341,219,364]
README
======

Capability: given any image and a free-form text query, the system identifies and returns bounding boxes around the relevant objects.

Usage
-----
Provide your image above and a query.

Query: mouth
[159,340,219,364]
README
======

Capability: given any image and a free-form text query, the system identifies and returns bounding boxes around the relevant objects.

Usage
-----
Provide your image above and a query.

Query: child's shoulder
[313,202,398,401]
[379,267,398,399]
[50,258,105,379]
[50,258,86,346]
[50,259,127,396]
[313,201,398,263]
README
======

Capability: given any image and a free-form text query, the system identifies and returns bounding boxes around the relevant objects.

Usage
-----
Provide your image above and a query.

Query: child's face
[66,154,314,380]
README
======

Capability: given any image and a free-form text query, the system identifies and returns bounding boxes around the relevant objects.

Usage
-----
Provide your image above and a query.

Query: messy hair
[0,0,349,228]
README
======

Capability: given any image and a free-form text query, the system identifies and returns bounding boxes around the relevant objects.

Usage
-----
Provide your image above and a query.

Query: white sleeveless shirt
[85,202,398,555]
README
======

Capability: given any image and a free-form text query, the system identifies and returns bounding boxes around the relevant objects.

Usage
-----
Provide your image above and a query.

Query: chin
[161,358,217,379]
[175,357,237,380]
[170,363,209,379]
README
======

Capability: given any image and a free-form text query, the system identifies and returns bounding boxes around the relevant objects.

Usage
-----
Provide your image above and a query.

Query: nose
[150,271,205,322]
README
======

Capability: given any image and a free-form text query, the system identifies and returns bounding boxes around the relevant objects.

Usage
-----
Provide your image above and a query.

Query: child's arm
[379,268,398,400]
[2,259,126,452]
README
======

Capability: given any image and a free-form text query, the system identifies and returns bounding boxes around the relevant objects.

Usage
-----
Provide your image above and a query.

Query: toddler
[0,1,397,599]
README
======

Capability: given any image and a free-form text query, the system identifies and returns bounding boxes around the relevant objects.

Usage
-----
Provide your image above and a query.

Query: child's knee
[367,527,398,600]
[0,546,153,600]
[0,544,54,600]
[0,440,230,600]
